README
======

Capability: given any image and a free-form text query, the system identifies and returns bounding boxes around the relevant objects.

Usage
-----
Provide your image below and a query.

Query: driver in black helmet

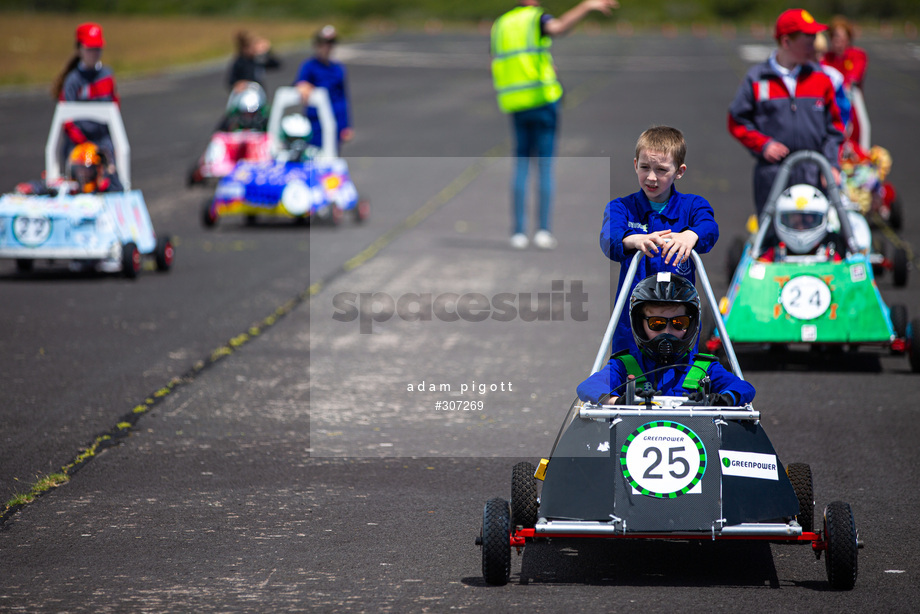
[577,272,755,406]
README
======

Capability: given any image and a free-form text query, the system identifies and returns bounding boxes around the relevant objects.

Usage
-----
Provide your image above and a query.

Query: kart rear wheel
[786,463,814,534]
[893,247,908,287]
[888,196,903,231]
[202,198,218,228]
[15,259,33,273]
[353,199,370,223]
[824,501,858,590]
[481,497,512,586]
[155,236,174,272]
[908,318,920,373]
[889,304,908,339]
[511,462,538,529]
[121,242,140,279]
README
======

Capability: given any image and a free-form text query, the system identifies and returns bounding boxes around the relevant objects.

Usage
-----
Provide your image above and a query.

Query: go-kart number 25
[780,275,831,320]
[642,446,690,480]
[12,215,52,247]
[621,422,707,498]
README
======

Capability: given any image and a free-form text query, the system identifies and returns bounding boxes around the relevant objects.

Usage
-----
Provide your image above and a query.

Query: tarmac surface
[1,27,919,612]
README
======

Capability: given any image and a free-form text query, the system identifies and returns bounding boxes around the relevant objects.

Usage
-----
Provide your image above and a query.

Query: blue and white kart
[478,251,861,590]
[203,86,368,227]
[0,102,173,278]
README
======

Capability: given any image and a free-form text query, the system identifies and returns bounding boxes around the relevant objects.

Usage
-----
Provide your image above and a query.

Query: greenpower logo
[723,457,731,468]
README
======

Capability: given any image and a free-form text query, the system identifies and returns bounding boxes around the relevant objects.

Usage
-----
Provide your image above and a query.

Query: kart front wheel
[155,236,174,272]
[15,259,33,273]
[481,497,512,586]
[887,196,903,231]
[511,462,538,529]
[122,242,141,279]
[889,304,908,339]
[202,198,218,228]
[824,501,858,590]
[786,463,814,534]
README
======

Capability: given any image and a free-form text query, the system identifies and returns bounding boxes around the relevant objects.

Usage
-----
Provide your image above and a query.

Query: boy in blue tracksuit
[294,25,352,149]
[600,126,719,355]
[578,273,754,406]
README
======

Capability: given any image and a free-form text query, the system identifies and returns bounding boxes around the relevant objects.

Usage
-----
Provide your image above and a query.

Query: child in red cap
[51,23,122,189]
[727,9,844,215]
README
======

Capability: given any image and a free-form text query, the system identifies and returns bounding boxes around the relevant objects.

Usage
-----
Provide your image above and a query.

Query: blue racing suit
[600,187,719,354]
[577,349,755,406]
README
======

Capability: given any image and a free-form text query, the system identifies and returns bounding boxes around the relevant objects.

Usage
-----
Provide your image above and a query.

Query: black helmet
[629,272,701,363]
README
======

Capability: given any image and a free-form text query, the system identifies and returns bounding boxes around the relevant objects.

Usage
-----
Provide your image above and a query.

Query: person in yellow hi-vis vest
[492,0,619,250]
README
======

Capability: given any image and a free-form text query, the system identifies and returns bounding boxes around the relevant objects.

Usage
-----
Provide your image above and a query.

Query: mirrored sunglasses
[644,315,691,332]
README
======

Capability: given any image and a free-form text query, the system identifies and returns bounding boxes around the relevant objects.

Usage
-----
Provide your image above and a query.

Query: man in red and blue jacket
[728,9,844,215]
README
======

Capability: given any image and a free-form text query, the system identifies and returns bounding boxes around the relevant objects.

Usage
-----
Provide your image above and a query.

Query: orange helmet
[69,142,103,192]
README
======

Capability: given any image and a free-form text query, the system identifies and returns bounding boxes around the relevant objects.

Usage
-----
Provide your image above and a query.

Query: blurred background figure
[227,30,281,93]
[813,31,852,135]
[221,82,269,131]
[51,23,120,183]
[822,16,870,149]
[491,0,620,251]
[294,25,353,150]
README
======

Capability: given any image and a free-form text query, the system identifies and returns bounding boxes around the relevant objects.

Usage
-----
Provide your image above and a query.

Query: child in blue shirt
[601,126,719,354]
[578,273,754,406]
[294,25,353,149]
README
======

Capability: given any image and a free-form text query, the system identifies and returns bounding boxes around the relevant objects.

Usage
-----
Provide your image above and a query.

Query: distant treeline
[4,0,918,22]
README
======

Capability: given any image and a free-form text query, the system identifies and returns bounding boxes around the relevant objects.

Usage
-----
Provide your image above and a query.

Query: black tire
[824,501,858,590]
[888,196,903,231]
[121,242,140,279]
[893,247,908,288]
[909,318,920,373]
[329,203,343,227]
[786,463,814,534]
[202,198,217,228]
[726,236,745,282]
[889,304,908,339]
[511,462,538,529]
[15,259,33,273]
[481,498,512,586]
[353,199,370,223]
[155,236,174,272]
[245,214,257,227]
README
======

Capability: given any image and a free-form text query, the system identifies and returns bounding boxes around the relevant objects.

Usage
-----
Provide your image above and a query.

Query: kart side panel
[540,415,800,530]
[0,190,155,258]
[211,158,359,219]
[720,420,799,525]
[539,418,616,521]
[725,257,892,343]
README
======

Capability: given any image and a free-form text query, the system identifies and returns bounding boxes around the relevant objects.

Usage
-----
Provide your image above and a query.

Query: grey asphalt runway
[1,26,919,612]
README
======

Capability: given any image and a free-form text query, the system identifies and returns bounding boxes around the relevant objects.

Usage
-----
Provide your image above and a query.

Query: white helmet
[774,184,830,254]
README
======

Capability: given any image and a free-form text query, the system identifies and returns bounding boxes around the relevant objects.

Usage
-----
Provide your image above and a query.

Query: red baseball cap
[75,22,105,48]
[775,9,827,40]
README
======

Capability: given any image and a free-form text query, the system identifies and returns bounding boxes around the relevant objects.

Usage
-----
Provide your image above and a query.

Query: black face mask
[648,334,680,363]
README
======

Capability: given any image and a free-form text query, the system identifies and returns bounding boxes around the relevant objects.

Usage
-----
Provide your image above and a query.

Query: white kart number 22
[13,215,52,247]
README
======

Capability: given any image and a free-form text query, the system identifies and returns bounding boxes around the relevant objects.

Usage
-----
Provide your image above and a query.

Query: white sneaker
[533,230,557,250]
[510,233,529,249]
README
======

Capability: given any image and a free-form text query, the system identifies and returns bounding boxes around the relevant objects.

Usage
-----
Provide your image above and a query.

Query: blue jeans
[511,102,557,235]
